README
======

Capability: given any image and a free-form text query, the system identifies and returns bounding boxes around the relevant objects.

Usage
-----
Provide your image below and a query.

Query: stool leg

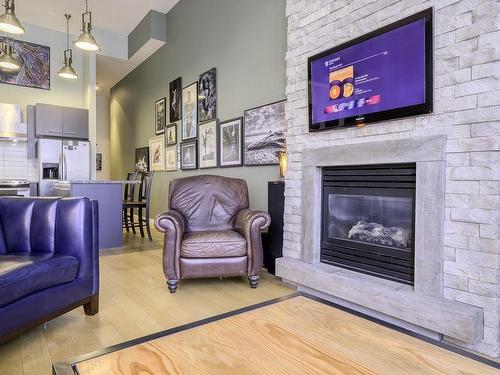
[130,207,136,234]
[123,208,129,232]
[138,207,145,238]
[145,206,152,241]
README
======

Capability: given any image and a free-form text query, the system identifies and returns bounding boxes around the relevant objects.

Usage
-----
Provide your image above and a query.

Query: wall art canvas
[135,147,149,172]
[244,100,287,166]
[181,82,198,140]
[149,135,165,171]
[155,98,166,135]
[198,120,217,169]
[169,77,182,122]
[218,117,243,167]
[96,153,102,171]
[165,123,177,146]
[198,67,216,123]
[165,146,177,172]
[180,140,197,170]
[0,37,50,90]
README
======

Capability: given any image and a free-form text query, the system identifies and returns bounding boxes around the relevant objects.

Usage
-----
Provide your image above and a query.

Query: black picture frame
[218,117,243,168]
[169,77,182,122]
[96,153,102,171]
[135,147,150,172]
[198,67,217,124]
[198,120,218,169]
[155,97,167,135]
[165,123,177,146]
[180,140,198,170]
[181,82,198,140]
[307,8,433,132]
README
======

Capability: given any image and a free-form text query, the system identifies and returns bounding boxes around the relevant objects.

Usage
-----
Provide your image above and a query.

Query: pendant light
[0,40,19,71]
[0,0,25,35]
[74,0,100,52]
[58,14,78,80]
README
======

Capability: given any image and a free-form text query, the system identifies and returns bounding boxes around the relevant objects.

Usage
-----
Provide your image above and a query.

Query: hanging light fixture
[74,0,100,51]
[0,0,25,35]
[0,40,19,71]
[58,14,78,80]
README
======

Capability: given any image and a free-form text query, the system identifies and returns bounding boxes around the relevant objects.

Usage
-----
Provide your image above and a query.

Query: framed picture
[165,123,177,146]
[180,140,197,170]
[135,147,149,172]
[198,120,218,169]
[96,153,102,171]
[0,36,50,90]
[244,100,287,166]
[149,135,165,171]
[169,77,182,122]
[218,117,243,167]
[155,97,167,135]
[181,82,198,140]
[198,67,217,123]
[165,146,177,171]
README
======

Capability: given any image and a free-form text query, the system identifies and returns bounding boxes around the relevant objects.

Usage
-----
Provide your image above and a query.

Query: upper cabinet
[35,103,89,140]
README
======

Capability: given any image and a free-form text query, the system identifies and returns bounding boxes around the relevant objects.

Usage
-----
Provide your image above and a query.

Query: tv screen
[308,8,433,132]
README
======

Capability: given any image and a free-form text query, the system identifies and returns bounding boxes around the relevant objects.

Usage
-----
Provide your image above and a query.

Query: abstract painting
[198,120,217,169]
[135,147,149,172]
[198,68,216,123]
[155,98,166,135]
[218,117,242,167]
[181,82,198,140]
[169,77,182,122]
[0,37,50,90]
[149,135,165,171]
[244,100,287,165]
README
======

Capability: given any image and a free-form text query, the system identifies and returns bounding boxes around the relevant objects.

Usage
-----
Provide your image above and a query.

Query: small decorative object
[169,77,182,122]
[198,120,217,169]
[218,117,242,167]
[277,148,288,178]
[244,100,286,166]
[96,153,102,171]
[165,146,177,172]
[180,140,197,170]
[149,135,165,171]
[165,123,177,146]
[0,36,50,89]
[181,82,198,140]
[198,67,216,123]
[155,97,166,135]
[135,147,149,172]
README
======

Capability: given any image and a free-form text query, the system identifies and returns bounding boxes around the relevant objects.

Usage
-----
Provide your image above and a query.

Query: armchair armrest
[154,210,185,281]
[234,209,271,276]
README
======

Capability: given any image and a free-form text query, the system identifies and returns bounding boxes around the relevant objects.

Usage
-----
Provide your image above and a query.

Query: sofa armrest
[154,210,185,280]
[234,209,271,276]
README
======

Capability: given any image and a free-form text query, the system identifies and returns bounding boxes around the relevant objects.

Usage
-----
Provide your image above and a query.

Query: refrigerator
[38,139,91,196]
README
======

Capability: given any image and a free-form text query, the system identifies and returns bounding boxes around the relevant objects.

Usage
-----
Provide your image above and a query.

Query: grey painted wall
[110,0,286,218]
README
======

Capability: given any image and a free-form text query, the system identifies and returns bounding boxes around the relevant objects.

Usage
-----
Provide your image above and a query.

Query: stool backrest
[124,172,138,201]
[139,172,154,208]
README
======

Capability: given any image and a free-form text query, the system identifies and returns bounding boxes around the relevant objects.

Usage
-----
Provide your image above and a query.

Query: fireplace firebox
[321,164,416,285]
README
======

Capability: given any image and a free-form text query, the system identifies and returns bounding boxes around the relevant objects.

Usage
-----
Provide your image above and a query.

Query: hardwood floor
[0,231,294,375]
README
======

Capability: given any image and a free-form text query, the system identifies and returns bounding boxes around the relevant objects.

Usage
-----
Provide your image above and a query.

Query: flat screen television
[308,8,433,132]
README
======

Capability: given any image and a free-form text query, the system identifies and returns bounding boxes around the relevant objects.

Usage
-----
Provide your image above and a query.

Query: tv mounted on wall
[308,8,433,132]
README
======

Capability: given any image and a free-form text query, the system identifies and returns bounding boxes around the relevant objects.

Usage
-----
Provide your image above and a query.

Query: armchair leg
[83,294,99,316]
[167,280,179,293]
[248,275,260,289]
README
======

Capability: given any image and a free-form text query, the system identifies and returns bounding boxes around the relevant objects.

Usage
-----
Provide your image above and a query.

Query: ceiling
[15,0,179,35]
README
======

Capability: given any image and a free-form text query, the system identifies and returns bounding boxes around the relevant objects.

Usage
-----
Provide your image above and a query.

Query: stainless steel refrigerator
[38,139,90,196]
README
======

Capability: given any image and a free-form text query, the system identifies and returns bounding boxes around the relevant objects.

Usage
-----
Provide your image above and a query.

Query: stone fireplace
[280,0,499,358]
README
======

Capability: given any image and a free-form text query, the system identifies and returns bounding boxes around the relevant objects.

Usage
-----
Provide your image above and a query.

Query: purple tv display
[308,9,433,131]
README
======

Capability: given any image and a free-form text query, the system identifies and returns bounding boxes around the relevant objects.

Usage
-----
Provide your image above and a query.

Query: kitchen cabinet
[35,104,89,140]
[62,107,89,139]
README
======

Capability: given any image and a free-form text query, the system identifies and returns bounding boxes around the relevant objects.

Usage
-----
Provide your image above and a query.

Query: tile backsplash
[0,141,37,180]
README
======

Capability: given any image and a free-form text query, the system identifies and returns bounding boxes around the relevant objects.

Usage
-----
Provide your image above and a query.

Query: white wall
[96,94,111,180]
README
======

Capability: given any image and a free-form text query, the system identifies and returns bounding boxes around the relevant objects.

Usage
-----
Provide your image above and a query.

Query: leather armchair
[155,175,270,293]
[0,197,99,344]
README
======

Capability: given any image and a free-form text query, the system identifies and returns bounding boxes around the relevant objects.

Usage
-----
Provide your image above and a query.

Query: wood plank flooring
[0,231,294,375]
[74,296,498,375]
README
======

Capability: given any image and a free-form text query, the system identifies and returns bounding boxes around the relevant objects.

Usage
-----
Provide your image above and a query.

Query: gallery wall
[110,0,286,217]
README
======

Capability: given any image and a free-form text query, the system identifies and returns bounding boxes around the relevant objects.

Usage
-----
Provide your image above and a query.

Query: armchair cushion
[181,231,246,258]
[0,254,79,307]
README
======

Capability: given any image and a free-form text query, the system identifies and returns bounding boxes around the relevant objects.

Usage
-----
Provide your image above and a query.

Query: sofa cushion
[181,230,246,258]
[0,254,80,307]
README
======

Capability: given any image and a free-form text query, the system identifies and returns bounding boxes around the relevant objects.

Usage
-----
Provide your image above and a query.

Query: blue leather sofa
[0,197,99,343]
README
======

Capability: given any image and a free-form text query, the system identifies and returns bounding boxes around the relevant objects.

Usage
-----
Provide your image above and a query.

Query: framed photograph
[180,140,197,170]
[96,153,102,171]
[218,117,243,167]
[165,123,177,146]
[149,135,165,171]
[244,100,287,166]
[0,36,50,90]
[181,82,198,140]
[198,68,217,123]
[135,147,149,172]
[198,120,218,169]
[169,77,182,122]
[155,97,167,135]
[165,146,177,172]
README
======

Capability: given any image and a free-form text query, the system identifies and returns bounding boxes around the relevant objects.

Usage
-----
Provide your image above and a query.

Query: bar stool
[122,172,138,233]
[123,171,154,240]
